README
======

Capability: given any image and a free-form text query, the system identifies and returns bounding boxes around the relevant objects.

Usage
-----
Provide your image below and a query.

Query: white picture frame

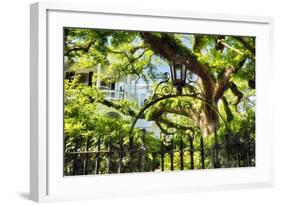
[30,2,274,202]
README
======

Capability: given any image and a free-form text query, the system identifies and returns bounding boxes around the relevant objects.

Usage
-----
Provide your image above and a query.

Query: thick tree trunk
[139,32,235,138]
[199,102,219,137]
[140,32,222,137]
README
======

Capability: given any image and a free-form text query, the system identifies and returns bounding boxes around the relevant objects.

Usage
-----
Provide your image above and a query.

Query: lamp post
[169,56,189,95]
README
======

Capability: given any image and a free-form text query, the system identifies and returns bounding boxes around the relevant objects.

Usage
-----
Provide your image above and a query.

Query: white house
[65,65,161,138]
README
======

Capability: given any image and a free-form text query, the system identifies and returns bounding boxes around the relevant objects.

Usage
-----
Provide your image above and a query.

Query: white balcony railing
[101,89,137,102]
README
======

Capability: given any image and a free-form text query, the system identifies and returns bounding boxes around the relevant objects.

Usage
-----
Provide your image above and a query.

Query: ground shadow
[18,192,30,200]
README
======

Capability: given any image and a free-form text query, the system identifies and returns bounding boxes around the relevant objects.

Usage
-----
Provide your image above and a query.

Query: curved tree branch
[88,96,140,118]
[222,96,234,122]
[65,41,95,56]
[214,57,248,102]
[214,66,236,102]
[159,116,192,131]
[228,82,243,106]
[140,32,215,102]
[233,36,255,55]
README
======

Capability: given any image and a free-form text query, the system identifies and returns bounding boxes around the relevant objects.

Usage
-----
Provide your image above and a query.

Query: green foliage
[63,28,255,175]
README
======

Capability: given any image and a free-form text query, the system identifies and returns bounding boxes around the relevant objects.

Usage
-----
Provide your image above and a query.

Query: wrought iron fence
[64,135,255,176]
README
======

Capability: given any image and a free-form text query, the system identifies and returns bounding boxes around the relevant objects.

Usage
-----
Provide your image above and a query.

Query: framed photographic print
[30,2,274,202]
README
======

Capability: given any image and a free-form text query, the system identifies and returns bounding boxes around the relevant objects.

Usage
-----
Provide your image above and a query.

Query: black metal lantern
[169,56,189,94]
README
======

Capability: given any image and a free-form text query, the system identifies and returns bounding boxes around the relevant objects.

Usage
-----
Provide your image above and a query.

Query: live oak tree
[64,28,255,138]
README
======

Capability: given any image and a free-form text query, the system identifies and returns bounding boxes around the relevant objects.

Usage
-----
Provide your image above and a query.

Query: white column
[96,64,101,88]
